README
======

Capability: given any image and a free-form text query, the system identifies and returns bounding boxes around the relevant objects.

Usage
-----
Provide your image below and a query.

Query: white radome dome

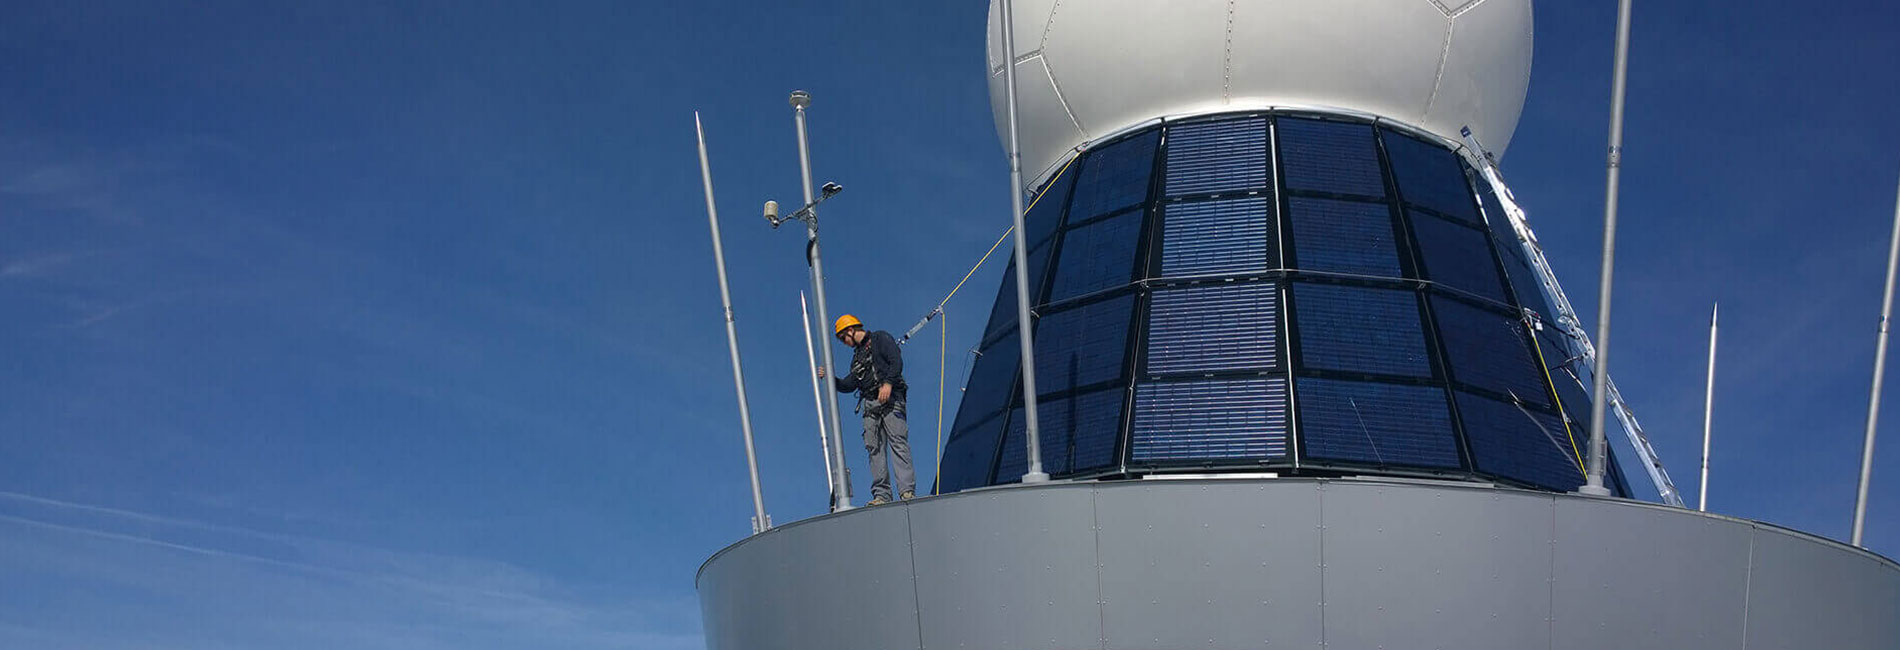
[987,0,1533,188]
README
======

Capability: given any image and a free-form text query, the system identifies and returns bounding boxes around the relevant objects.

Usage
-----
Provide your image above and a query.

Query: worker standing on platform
[818,314,914,504]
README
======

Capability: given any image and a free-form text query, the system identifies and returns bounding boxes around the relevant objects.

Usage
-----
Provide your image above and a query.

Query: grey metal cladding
[909,486,1101,650]
[697,504,920,650]
[699,478,1900,650]
[1320,482,1554,650]
[1095,482,1322,649]
[1551,496,1751,650]
[1743,526,1900,649]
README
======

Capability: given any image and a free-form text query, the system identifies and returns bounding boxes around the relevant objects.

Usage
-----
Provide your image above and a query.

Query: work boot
[867,496,890,506]
[900,490,915,501]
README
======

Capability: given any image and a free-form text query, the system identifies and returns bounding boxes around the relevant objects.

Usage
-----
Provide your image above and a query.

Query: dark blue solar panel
[1293,283,1430,378]
[1476,180,1555,317]
[1455,391,1586,492]
[1410,210,1508,303]
[996,406,1027,483]
[953,332,1022,435]
[1547,361,1593,437]
[980,258,1020,345]
[1607,444,1633,498]
[1161,198,1274,276]
[980,244,1058,344]
[1431,295,1550,407]
[1298,378,1461,468]
[1132,377,1288,462]
[1034,293,1135,394]
[1495,233,1551,317]
[1039,388,1125,475]
[1048,208,1143,301]
[1166,116,1269,197]
[1277,118,1385,198]
[1069,130,1160,221]
[1382,130,1479,222]
[938,411,1003,493]
[1025,157,1078,251]
[1028,239,1055,297]
[1288,197,1401,277]
[1146,282,1278,375]
[1500,250,1547,317]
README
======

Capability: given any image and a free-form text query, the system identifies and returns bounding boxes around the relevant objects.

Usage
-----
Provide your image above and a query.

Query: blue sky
[1,1,1896,648]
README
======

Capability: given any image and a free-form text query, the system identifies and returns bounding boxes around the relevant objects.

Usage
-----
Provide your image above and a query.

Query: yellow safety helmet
[834,314,862,335]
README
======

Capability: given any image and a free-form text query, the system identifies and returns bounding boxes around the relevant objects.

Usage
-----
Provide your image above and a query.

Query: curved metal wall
[942,110,1630,496]
[698,480,1900,650]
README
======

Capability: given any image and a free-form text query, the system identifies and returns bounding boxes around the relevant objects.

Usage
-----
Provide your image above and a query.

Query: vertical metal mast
[790,91,855,511]
[801,291,838,506]
[694,112,771,533]
[1583,0,1636,496]
[1853,172,1900,546]
[1699,303,1718,512]
[998,0,1047,482]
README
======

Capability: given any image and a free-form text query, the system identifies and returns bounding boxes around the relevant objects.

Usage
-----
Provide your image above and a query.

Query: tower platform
[699,479,1899,649]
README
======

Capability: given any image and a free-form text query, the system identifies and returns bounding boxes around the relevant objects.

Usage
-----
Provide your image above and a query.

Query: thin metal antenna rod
[998,0,1047,482]
[1853,172,1900,546]
[694,112,771,533]
[801,291,837,507]
[1583,0,1636,497]
[791,91,855,511]
[1700,302,1718,512]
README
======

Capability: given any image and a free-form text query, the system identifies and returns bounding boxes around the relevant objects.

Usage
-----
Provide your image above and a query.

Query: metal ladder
[1462,130,1686,507]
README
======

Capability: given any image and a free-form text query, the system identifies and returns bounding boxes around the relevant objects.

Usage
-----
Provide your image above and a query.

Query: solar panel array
[939,111,1626,497]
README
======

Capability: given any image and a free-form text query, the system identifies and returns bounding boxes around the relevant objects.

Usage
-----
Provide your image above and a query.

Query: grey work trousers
[861,404,915,501]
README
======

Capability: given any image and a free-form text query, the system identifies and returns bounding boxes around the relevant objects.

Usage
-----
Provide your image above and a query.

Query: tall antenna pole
[1853,172,1900,546]
[998,0,1047,482]
[694,112,771,533]
[1582,0,1636,497]
[1699,303,1718,512]
[790,90,855,511]
[801,291,838,508]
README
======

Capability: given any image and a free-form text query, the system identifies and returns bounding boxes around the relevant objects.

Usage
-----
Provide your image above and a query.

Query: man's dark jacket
[834,330,907,405]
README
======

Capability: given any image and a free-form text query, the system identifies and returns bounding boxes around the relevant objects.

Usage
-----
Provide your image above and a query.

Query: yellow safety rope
[933,311,946,495]
[932,154,1080,310]
[1527,319,1588,478]
[927,154,1080,495]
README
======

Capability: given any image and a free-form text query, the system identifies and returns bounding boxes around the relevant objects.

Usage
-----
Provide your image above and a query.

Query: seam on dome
[1042,0,1064,51]
[1429,0,1454,17]
[990,49,1043,78]
[1422,17,1455,122]
[1452,0,1490,19]
[1222,0,1236,104]
[1036,53,1089,138]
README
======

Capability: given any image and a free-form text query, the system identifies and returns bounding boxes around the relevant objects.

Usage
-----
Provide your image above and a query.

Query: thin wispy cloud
[0,493,703,650]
